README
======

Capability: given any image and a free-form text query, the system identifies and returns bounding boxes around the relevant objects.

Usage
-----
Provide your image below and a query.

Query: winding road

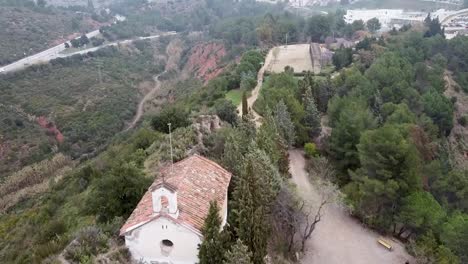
[126,72,164,131]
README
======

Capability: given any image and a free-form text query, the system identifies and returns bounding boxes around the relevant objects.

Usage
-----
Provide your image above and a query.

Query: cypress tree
[233,147,281,264]
[242,91,249,116]
[256,108,290,177]
[274,100,296,147]
[303,87,321,138]
[87,0,94,11]
[224,239,253,264]
[257,108,281,165]
[198,201,224,264]
[276,137,290,177]
[233,160,269,264]
[223,131,246,177]
[299,72,316,101]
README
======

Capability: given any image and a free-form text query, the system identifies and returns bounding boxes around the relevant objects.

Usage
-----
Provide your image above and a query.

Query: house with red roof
[120,154,232,264]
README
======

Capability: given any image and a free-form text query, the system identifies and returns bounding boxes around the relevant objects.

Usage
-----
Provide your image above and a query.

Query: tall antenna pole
[98,64,102,85]
[168,123,173,173]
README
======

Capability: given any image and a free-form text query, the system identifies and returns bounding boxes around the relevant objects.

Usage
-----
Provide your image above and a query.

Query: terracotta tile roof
[120,155,232,236]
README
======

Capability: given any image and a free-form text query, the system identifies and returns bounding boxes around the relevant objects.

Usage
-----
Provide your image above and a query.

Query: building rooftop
[120,155,232,236]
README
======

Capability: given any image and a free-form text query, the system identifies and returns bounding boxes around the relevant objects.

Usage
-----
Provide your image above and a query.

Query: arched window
[161,196,169,213]
[160,239,174,256]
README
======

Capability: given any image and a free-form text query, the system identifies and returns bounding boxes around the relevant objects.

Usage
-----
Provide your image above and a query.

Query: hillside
[0,42,166,179]
[0,2,110,65]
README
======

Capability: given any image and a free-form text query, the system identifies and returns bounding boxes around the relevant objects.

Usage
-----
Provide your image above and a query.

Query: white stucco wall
[125,218,201,264]
[221,192,228,227]
[125,188,229,263]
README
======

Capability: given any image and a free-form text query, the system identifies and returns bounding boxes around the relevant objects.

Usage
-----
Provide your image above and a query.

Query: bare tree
[271,184,303,255]
[300,200,324,251]
[299,157,343,252]
[271,157,343,259]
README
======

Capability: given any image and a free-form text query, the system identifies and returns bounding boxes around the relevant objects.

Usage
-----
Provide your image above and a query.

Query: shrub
[304,143,318,158]
[63,226,108,263]
[36,220,67,244]
[151,106,191,133]
[214,99,238,125]
[86,162,151,222]
[131,128,159,150]
[458,116,468,127]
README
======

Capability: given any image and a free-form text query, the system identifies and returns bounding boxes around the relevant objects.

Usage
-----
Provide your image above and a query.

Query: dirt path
[236,49,274,126]
[126,73,164,131]
[289,149,413,264]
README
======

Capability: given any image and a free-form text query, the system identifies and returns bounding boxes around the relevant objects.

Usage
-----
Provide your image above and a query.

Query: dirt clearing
[267,44,315,74]
[289,150,414,264]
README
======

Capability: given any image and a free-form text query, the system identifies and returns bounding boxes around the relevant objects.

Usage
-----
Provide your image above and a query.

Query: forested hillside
[1,0,468,263]
[327,24,468,262]
[0,44,164,178]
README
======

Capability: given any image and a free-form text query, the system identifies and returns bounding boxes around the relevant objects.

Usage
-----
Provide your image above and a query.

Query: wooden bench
[377,237,393,251]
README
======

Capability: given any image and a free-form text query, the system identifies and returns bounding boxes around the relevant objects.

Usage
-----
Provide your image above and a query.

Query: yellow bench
[377,238,393,251]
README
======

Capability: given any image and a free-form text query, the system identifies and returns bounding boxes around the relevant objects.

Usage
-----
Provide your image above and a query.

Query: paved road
[289,149,414,264]
[0,30,100,73]
[441,8,468,24]
[0,31,177,74]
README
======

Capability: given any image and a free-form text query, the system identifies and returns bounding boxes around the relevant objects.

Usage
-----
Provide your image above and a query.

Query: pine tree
[224,239,253,264]
[242,91,249,116]
[198,201,225,264]
[274,100,296,147]
[303,87,321,138]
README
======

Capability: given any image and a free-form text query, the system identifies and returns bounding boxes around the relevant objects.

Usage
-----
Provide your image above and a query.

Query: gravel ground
[268,44,315,74]
[289,150,414,264]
